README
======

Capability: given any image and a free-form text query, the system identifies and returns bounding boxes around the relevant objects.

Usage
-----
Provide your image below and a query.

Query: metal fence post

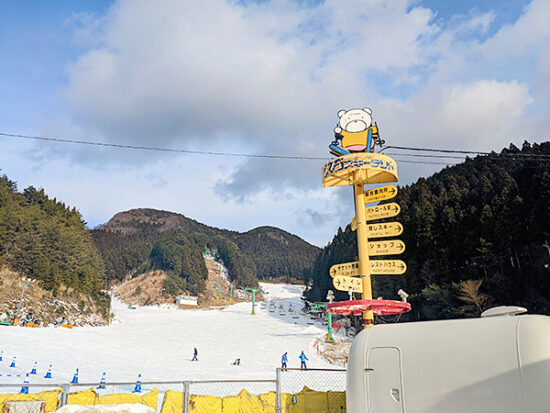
[182,381,190,413]
[60,384,70,407]
[276,368,282,413]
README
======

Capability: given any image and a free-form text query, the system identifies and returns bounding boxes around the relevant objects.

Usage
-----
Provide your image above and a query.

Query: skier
[299,351,308,370]
[281,352,288,370]
[192,347,198,361]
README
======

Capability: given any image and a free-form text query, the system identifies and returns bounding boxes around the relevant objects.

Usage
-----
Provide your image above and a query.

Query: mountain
[91,208,320,295]
[306,141,550,320]
[0,173,109,322]
[227,226,321,281]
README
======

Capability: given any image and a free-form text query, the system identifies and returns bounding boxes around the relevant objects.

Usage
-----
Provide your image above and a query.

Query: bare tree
[457,279,487,316]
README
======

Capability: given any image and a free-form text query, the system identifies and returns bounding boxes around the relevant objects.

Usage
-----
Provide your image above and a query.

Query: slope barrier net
[0,368,347,413]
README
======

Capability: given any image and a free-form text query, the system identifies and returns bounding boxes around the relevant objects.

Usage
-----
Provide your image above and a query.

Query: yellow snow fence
[0,388,61,412]
[67,388,159,410]
[1,386,344,413]
[160,387,345,413]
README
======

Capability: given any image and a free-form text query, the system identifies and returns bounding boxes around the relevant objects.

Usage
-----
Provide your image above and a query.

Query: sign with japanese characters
[329,261,360,278]
[367,222,403,238]
[368,240,406,256]
[365,202,401,221]
[322,153,398,187]
[363,185,397,203]
[370,259,407,275]
[333,275,363,293]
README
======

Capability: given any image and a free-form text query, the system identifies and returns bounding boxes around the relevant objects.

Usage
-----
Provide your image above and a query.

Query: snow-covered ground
[0,283,333,387]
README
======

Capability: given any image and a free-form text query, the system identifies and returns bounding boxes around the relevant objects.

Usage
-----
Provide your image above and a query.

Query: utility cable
[2,131,549,165]
[0,132,329,161]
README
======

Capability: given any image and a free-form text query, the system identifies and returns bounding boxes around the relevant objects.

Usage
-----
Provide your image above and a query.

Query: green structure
[311,303,333,341]
[244,288,264,315]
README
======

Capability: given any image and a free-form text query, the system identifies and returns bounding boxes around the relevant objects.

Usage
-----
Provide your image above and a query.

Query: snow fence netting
[278,368,346,413]
[174,381,277,413]
[64,387,159,410]
[0,388,61,412]
[1,369,346,413]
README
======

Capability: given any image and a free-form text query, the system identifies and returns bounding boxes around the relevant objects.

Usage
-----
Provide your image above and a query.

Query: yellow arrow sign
[366,202,401,221]
[370,259,407,275]
[367,222,403,238]
[369,240,406,256]
[351,203,401,231]
[329,261,360,278]
[333,275,363,293]
[364,185,397,204]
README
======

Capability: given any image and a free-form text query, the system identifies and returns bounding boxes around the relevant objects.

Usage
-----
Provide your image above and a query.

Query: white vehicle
[346,306,550,413]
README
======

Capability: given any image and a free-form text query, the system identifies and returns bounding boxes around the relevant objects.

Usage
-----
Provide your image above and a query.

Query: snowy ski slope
[0,283,332,385]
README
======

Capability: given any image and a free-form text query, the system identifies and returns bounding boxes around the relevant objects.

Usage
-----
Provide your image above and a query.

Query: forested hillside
[0,173,109,317]
[228,226,321,282]
[306,142,550,320]
[92,209,319,296]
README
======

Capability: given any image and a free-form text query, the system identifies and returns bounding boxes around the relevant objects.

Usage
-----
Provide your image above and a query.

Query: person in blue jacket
[281,352,288,370]
[299,351,308,370]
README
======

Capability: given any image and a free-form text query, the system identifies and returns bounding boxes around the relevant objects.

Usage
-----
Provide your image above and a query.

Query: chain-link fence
[185,380,276,413]
[0,368,346,413]
[276,368,346,413]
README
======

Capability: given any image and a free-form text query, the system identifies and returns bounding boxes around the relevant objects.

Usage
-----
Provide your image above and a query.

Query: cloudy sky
[1,0,549,247]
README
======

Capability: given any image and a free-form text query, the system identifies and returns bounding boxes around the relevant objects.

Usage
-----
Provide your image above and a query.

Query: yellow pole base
[251,311,256,315]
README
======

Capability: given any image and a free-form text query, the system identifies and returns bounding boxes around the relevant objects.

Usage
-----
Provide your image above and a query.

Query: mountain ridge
[92,208,321,295]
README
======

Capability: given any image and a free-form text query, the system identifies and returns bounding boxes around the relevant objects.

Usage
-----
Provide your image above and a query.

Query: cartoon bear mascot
[329,107,380,156]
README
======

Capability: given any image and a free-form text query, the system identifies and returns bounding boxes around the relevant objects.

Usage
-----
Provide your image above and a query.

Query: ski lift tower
[244,288,264,315]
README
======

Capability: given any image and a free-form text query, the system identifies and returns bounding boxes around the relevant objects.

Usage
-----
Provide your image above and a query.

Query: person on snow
[192,347,198,361]
[299,351,308,370]
[281,352,288,370]
[232,358,241,366]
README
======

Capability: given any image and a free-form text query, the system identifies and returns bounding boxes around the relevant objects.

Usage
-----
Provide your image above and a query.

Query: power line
[381,144,550,159]
[380,144,490,155]
[1,131,549,165]
[0,132,329,161]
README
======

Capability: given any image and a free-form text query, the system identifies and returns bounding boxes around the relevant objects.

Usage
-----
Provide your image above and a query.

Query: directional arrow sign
[351,217,357,231]
[370,259,407,275]
[364,185,397,204]
[333,275,363,293]
[365,202,401,221]
[369,240,406,256]
[367,222,403,238]
[329,261,360,278]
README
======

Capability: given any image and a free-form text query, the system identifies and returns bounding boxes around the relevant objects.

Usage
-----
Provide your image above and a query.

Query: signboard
[363,185,397,204]
[370,259,407,275]
[322,153,398,187]
[365,202,400,221]
[351,217,357,231]
[367,222,403,238]
[333,275,363,293]
[369,240,406,256]
[329,261,360,278]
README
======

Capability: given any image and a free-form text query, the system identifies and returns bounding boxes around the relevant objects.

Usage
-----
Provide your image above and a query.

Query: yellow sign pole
[353,181,374,328]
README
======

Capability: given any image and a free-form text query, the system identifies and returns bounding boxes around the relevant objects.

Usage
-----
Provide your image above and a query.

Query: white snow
[0,283,333,388]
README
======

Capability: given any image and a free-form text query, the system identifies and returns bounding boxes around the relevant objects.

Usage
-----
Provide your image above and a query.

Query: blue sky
[1,0,549,246]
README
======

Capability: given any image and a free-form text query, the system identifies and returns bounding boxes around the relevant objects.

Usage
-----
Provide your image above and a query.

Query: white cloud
[4,0,547,246]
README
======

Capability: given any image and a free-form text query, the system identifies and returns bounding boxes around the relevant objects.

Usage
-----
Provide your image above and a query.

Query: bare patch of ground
[114,259,243,309]
[0,267,107,327]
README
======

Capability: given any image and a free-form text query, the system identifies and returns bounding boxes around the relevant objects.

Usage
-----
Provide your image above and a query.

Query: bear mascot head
[330,107,380,156]
[334,107,372,134]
